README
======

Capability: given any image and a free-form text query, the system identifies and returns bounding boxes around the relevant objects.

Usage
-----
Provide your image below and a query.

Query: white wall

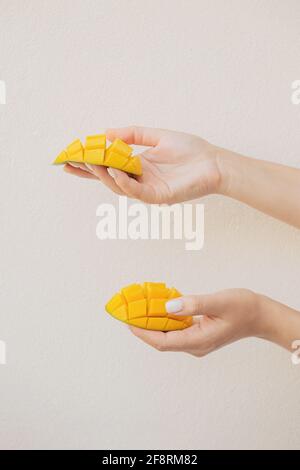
[1,0,300,450]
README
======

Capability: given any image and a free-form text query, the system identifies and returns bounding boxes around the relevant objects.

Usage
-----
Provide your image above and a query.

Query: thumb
[165,294,223,317]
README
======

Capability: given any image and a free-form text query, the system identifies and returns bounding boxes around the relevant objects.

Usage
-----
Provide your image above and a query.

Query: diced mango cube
[84,148,105,165]
[147,317,168,331]
[85,134,106,150]
[84,134,106,165]
[164,318,185,331]
[105,293,125,314]
[53,150,68,165]
[113,305,128,322]
[122,156,142,176]
[183,317,193,328]
[66,139,84,163]
[148,298,167,317]
[107,138,132,158]
[168,287,182,299]
[104,150,129,169]
[143,282,169,299]
[128,299,147,319]
[129,317,148,329]
[121,284,144,303]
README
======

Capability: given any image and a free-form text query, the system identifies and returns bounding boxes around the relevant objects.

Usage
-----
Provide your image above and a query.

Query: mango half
[53,135,142,176]
[105,282,193,331]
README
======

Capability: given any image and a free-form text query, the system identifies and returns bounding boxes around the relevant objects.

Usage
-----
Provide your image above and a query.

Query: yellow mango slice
[105,293,125,312]
[86,134,106,149]
[53,135,142,175]
[104,150,129,170]
[84,134,106,165]
[113,305,128,322]
[168,287,182,299]
[147,317,169,331]
[107,138,132,158]
[105,282,192,331]
[129,317,148,329]
[148,298,167,317]
[53,150,68,165]
[128,299,147,319]
[66,139,84,163]
[121,284,144,302]
[122,156,142,176]
[143,282,170,299]
[164,318,191,331]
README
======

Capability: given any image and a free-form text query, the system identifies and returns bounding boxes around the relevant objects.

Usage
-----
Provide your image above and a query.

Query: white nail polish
[68,162,81,168]
[166,298,183,314]
[85,164,94,171]
[107,167,116,179]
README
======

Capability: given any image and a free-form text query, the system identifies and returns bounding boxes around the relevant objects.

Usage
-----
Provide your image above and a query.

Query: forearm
[257,294,300,351]
[217,148,300,228]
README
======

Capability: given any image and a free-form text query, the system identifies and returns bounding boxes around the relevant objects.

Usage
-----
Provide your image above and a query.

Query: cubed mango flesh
[66,139,84,163]
[84,134,106,165]
[105,282,193,331]
[53,135,142,176]
[53,150,68,165]
[106,138,132,158]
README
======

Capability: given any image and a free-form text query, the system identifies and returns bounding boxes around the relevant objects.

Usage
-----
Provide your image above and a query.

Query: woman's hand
[64,126,222,204]
[65,125,300,227]
[129,289,300,356]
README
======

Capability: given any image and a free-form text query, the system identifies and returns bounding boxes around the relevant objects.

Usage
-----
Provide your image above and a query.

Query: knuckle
[155,342,166,352]
[191,350,206,358]
[130,125,138,138]
[187,297,201,315]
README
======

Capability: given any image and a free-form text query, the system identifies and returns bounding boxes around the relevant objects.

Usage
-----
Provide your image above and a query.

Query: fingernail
[166,298,183,314]
[107,167,117,179]
[85,164,94,172]
[68,162,81,168]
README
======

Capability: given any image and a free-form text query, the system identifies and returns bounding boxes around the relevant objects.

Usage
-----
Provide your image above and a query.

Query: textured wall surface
[1,0,300,450]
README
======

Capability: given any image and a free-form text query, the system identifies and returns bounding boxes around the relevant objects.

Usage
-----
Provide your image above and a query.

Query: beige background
[1,0,300,450]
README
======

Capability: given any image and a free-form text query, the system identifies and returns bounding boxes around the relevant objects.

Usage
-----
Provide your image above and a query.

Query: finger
[106,126,164,147]
[129,326,193,352]
[64,164,98,180]
[85,164,126,196]
[166,294,225,317]
[67,162,94,174]
[107,167,156,202]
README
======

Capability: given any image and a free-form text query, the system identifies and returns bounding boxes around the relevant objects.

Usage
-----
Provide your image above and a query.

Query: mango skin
[53,135,142,176]
[106,282,193,331]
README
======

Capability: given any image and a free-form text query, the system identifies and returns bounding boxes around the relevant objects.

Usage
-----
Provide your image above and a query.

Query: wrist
[254,294,300,351]
[215,146,243,197]
[254,294,276,341]
[240,291,272,339]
